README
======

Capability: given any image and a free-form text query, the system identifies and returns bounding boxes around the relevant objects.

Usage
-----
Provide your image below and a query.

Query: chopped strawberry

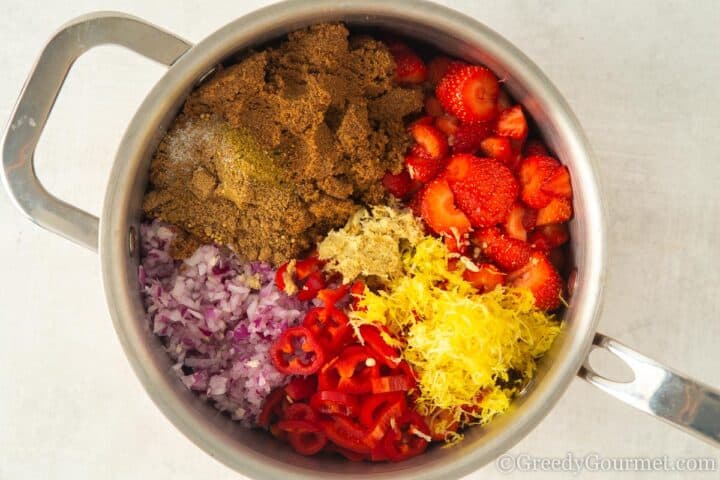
[528,223,569,252]
[540,165,572,199]
[548,247,566,272]
[479,136,514,163]
[518,155,561,208]
[508,251,563,310]
[472,227,531,272]
[427,56,454,85]
[409,123,448,160]
[424,96,444,117]
[408,188,425,217]
[389,44,427,84]
[452,122,492,154]
[444,233,470,255]
[463,262,504,293]
[535,197,572,226]
[445,154,518,227]
[496,89,512,113]
[382,169,414,199]
[421,178,471,237]
[405,149,445,183]
[434,115,459,137]
[523,139,549,157]
[495,105,528,140]
[503,202,537,242]
[436,65,499,122]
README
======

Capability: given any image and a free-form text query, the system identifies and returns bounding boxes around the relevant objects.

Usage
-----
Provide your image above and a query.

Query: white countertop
[1,1,719,478]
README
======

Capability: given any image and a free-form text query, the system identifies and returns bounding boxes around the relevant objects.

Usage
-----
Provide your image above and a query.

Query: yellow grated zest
[317,205,425,283]
[350,236,561,430]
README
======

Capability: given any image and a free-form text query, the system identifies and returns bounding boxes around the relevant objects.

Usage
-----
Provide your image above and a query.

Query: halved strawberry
[523,139,549,157]
[463,262,505,293]
[452,122,492,154]
[436,65,499,122]
[409,123,448,160]
[382,169,414,199]
[444,233,470,255]
[420,178,471,237]
[503,202,537,242]
[495,105,528,140]
[445,154,518,227]
[528,223,570,252]
[389,43,427,84]
[508,251,563,310]
[427,56,454,85]
[535,197,572,226]
[540,165,572,199]
[434,115,459,137]
[479,136,514,163]
[472,227,531,272]
[405,149,445,183]
[424,96,444,117]
[518,155,561,208]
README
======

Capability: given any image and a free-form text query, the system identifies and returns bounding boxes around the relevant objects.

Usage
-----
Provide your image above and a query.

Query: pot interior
[101,2,603,479]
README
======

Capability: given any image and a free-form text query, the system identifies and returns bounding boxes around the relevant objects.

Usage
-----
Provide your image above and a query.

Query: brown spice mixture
[143,23,423,265]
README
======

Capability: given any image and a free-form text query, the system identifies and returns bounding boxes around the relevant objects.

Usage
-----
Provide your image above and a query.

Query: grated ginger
[350,236,561,432]
[317,205,425,283]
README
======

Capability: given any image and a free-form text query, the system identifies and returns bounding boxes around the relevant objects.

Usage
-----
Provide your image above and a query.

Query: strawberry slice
[504,202,537,242]
[420,178,471,237]
[382,169,414,199]
[508,251,563,310]
[518,155,561,208]
[495,105,528,140]
[444,233,470,255]
[445,154,518,227]
[472,227,531,272]
[405,152,444,183]
[528,224,570,252]
[523,139,549,157]
[427,56,454,85]
[463,262,505,293]
[409,123,448,160]
[389,43,427,84]
[452,122,492,154]
[434,115,459,137]
[424,96,444,117]
[436,65,499,122]
[536,197,572,226]
[479,136,514,163]
[540,165,572,199]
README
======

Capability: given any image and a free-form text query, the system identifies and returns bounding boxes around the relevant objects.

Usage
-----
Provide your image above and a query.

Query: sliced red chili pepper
[310,391,360,417]
[303,307,352,355]
[275,262,289,291]
[269,423,287,440]
[359,324,401,368]
[381,411,431,462]
[366,398,407,446]
[319,415,371,454]
[285,376,318,401]
[318,345,379,394]
[316,284,349,308]
[288,429,327,456]
[270,326,325,375]
[276,419,320,434]
[359,392,406,427]
[370,374,414,394]
[258,387,287,428]
[297,270,326,301]
[284,402,318,423]
[350,280,366,310]
[295,256,322,280]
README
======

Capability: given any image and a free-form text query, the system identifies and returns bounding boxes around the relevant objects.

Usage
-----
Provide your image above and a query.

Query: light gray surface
[0,0,718,478]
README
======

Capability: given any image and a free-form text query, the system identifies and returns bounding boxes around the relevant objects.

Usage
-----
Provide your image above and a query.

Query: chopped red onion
[139,220,309,427]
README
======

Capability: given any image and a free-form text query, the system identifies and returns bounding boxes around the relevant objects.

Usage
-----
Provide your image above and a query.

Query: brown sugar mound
[144,23,423,265]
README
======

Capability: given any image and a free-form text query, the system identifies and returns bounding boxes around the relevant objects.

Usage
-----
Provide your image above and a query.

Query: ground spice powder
[143,23,423,265]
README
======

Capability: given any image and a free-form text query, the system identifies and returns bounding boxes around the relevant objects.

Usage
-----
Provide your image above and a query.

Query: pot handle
[579,332,720,447]
[1,12,192,251]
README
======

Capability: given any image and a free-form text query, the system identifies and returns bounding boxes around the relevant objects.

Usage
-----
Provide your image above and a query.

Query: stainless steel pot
[3,1,719,478]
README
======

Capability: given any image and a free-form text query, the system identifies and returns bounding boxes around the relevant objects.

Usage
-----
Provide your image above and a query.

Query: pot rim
[100,1,605,478]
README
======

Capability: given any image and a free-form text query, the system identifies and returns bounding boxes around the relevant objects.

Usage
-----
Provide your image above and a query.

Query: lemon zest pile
[350,236,561,429]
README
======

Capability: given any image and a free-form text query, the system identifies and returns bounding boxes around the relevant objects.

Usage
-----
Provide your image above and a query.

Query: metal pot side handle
[1,12,192,251]
[579,332,720,447]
